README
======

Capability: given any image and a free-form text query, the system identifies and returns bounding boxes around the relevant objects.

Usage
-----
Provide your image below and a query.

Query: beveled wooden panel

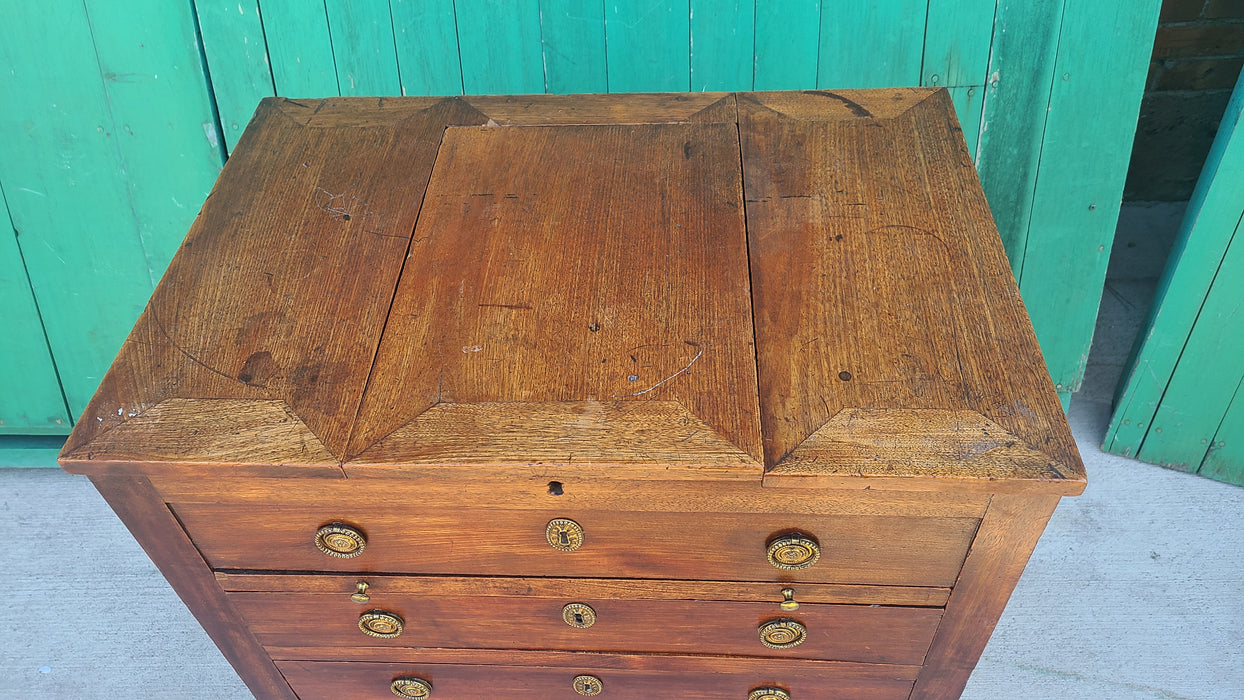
[346,121,762,469]
[277,657,917,700]
[173,501,976,587]
[229,577,941,664]
[741,90,1085,494]
[60,96,488,469]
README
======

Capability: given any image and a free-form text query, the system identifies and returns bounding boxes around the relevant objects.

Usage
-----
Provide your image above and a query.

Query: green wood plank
[83,0,224,280]
[0,189,70,435]
[0,436,67,468]
[1137,219,1244,470]
[1201,378,1244,486]
[691,0,754,92]
[923,0,995,88]
[1017,0,1161,396]
[324,0,401,95]
[754,0,819,90]
[391,0,463,95]
[0,1,167,417]
[259,0,339,96]
[923,0,992,163]
[539,0,607,93]
[817,0,925,88]
[605,1,690,93]
[1105,69,1244,458]
[1059,389,1072,415]
[457,0,543,94]
[946,85,984,161]
[195,0,275,152]
[975,0,1066,272]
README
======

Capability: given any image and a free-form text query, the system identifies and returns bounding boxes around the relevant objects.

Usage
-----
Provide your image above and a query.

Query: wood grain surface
[215,573,951,607]
[740,90,1085,494]
[346,121,762,469]
[276,657,917,700]
[229,584,942,664]
[173,501,976,587]
[60,97,487,470]
[60,90,1083,499]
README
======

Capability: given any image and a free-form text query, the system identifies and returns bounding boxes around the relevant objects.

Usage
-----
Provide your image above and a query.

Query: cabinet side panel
[89,475,297,700]
[909,493,1059,700]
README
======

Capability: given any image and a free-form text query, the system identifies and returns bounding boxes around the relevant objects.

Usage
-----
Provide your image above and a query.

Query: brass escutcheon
[546,518,584,551]
[758,618,807,649]
[572,674,603,696]
[766,533,820,570]
[390,676,432,699]
[315,522,367,558]
[562,602,597,629]
[359,610,405,638]
[748,687,792,700]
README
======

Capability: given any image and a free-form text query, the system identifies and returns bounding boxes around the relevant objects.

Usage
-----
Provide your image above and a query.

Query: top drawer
[168,481,980,587]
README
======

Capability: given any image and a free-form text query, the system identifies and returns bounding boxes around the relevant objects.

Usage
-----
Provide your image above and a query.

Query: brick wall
[1125,0,1244,200]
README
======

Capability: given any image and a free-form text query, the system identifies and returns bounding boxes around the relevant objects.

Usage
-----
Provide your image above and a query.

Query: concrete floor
[2,204,1240,699]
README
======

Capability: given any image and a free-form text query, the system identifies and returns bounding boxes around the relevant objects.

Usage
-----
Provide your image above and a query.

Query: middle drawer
[218,574,945,665]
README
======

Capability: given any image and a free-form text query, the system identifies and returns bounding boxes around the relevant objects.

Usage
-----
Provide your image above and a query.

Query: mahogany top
[59,90,1084,495]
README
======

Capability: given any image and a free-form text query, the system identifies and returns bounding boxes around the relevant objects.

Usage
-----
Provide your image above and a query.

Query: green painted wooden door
[0,0,1163,465]
[1105,69,1244,486]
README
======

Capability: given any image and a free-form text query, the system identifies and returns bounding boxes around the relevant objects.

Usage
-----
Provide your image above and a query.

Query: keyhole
[574,612,584,625]
[559,530,570,546]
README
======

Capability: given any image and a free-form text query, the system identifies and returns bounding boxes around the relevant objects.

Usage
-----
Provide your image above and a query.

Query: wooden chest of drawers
[61,90,1084,700]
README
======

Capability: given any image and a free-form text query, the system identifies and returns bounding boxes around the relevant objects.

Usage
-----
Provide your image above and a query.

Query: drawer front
[175,503,976,587]
[276,658,917,700]
[227,582,941,664]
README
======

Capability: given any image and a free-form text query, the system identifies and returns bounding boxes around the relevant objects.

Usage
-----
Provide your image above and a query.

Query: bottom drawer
[276,655,918,700]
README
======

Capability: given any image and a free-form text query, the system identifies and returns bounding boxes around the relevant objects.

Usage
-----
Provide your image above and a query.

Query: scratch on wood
[612,340,704,398]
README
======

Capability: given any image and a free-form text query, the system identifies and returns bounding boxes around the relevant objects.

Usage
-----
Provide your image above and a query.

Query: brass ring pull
[572,674,603,696]
[758,618,807,649]
[766,533,820,570]
[546,518,584,551]
[749,687,792,700]
[315,522,367,558]
[359,610,405,638]
[391,676,432,699]
[562,602,597,628]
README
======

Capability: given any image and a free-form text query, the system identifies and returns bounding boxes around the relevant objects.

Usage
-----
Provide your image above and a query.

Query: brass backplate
[748,687,792,700]
[315,523,367,558]
[765,533,820,570]
[758,618,807,649]
[359,610,405,638]
[562,602,597,628]
[546,518,584,551]
[391,676,432,699]
[572,674,603,696]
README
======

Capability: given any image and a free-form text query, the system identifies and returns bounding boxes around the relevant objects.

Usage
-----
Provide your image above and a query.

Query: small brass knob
[391,676,432,699]
[546,518,584,551]
[572,674,603,696]
[780,588,799,611]
[563,602,597,629]
[359,610,404,638]
[758,618,807,649]
[749,687,792,700]
[315,523,367,558]
[351,581,371,604]
[766,533,820,570]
